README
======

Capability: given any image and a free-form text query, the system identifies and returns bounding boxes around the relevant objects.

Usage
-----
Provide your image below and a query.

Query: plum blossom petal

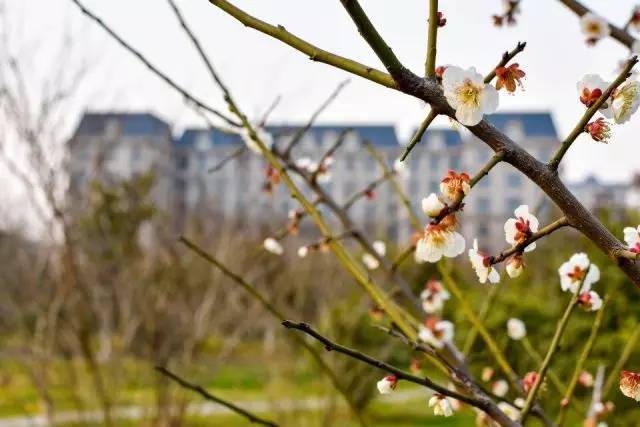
[377,375,398,394]
[558,253,600,293]
[507,318,527,340]
[442,66,500,126]
[263,237,283,255]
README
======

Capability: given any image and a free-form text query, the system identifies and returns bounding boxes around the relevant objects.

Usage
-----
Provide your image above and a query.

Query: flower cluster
[419,317,454,349]
[415,170,474,263]
[492,0,521,27]
[295,156,334,183]
[577,74,640,144]
[419,279,451,313]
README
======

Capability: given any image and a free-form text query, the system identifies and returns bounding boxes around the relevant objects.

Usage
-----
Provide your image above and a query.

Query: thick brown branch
[282,321,519,427]
[490,217,570,265]
[338,0,405,77]
[156,366,279,427]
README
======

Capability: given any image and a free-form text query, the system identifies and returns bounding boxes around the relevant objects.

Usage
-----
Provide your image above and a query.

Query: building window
[131,145,141,164]
[478,225,490,239]
[507,197,522,213]
[429,155,439,171]
[449,155,461,171]
[477,197,490,214]
[507,173,522,188]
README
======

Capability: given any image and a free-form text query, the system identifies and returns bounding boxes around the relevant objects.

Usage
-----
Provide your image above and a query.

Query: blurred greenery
[1,175,639,426]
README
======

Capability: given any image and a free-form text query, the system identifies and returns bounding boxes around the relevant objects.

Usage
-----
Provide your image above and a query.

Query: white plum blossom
[621,371,640,401]
[415,217,466,264]
[295,156,313,171]
[241,126,273,154]
[504,205,539,252]
[507,318,527,340]
[295,156,334,183]
[513,398,526,409]
[372,240,387,257]
[602,81,640,124]
[580,13,611,44]
[428,394,454,417]
[624,225,640,253]
[393,158,409,179]
[498,402,520,421]
[468,239,500,284]
[506,255,524,278]
[419,318,454,349]
[578,290,603,311]
[263,237,283,255]
[422,193,446,218]
[420,279,451,313]
[442,66,499,126]
[492,379,509,397]
[297,246,309,258]
[558,253,600,293]
[376,375,398,394]
[362,253,380,270]
[440,170,471,203]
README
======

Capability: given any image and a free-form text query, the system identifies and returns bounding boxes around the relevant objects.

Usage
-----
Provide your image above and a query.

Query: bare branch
[282,320,519,427]
[490,217,570,265]
[156,366,279,427]
[68,0,240,128]
[208,0,395,88]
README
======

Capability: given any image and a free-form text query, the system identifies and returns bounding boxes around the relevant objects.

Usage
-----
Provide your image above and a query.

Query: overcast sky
[4,0,640,187]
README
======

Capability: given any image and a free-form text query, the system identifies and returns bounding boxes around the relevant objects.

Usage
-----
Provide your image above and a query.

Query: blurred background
[1,0,639,426]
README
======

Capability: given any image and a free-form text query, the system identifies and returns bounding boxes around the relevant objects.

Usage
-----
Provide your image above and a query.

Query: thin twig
[282,321,519,427]
[484,42,527,84]
[283,79,350,158]
[400,109,438,161]
[519,266,592,422]
[178,236,369,426]
[490,217,570,265]
[556,295,609,426]
[208,146,247,173]
[603,323,640,397]
[69,0,240,127]
[156,366,279,427]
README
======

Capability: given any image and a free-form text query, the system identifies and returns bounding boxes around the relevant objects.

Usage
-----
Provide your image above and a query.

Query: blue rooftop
[416,128,462,147]
[177,124,400,147]
[485,112,557,138]
[74,112,170,138]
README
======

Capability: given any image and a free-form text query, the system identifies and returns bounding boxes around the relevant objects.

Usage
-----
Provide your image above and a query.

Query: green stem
[603,323,640,398]
[556,295,608,426]
[519,268,591,422]
[425,0,439,78]
[400,109,438,161]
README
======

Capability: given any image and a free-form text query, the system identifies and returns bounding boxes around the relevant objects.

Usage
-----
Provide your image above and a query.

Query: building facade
[70,111,628,250]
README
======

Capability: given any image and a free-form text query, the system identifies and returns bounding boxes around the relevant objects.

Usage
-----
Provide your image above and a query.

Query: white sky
[4,0,640,186]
